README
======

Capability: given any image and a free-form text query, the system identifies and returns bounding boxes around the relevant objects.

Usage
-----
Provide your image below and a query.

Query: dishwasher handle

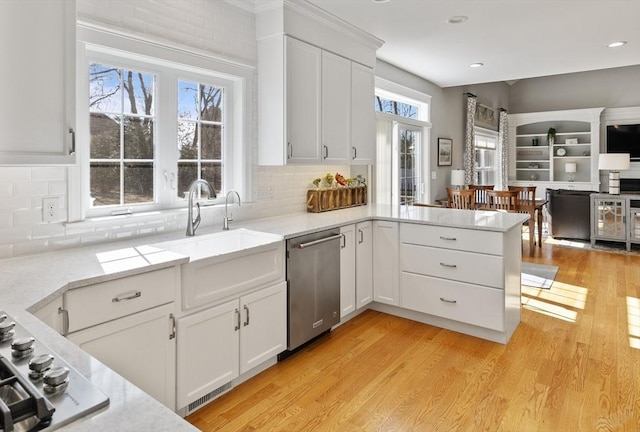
[295,233,342,249]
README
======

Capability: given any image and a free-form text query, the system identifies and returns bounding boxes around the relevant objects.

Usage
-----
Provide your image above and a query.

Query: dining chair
[508,185,541,255]
[446,188,476,209]
[468,185,494,207]
[485,190,518,212]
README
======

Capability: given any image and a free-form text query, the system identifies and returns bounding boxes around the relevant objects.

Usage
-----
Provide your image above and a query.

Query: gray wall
[374,64,640,202]
[509,65,640,113]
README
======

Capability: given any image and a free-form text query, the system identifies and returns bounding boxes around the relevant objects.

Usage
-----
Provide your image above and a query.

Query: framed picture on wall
[437,138,452,166]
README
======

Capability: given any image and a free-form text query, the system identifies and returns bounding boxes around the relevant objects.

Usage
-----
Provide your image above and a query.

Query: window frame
[474,127,499,186]
[70,23,253,221]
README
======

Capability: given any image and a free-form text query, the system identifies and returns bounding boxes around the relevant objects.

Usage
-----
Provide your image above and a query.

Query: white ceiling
[305,0,640,88]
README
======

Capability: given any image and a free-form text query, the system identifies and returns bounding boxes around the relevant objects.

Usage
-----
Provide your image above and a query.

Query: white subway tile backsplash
[0,213,13,229]
[32,223,66,240]
[0,226,32,245]
[12,210,43,226]
[0,196,31,213]
[13,181,49,197]
[31,167,66,182]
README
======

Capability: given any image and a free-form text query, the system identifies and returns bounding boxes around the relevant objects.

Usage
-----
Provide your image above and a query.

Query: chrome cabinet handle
[439,236,457,241]
[440,297,457,304]
[243,305,250,327]
[112,291,141,302]
[340,233,346,249]
[287,142,292,159]
[352,146,357,160]
[68,128,76,155]
[235,308,240,331]
[296,233,342,249]
[358,229,364,244]
[58,307,69,336]
[323,145,328,159]
[169,313,176,340]
[439,263,457,268]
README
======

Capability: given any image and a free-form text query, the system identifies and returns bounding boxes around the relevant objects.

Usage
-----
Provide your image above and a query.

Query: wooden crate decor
[306,186,367,213]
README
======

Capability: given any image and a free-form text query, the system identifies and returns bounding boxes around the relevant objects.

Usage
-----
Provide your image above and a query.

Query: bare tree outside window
[374,95,418,119]
[177,81,224,198]
[89,64,155,207]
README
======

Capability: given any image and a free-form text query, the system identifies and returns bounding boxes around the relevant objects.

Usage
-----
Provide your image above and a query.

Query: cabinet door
[340,224,356,317]
[0,0,75,164]
[373,221,400,305]
[351,63,375,164]
[239,282,287,374]
[68,303,176,410]
[32,296,64,335]
[355,221,373,309]
[176,300,239,410]
[321,51,351,163]
[286,37,321,163]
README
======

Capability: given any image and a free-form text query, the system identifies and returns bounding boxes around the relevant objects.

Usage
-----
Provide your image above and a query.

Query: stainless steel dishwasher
[284,228,341,354]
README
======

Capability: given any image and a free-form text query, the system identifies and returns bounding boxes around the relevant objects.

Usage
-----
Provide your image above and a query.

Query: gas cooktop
[0,312,109,431]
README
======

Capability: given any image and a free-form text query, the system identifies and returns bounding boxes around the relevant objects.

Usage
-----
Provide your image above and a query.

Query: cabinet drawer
[401,244,504,288]
[65,267,176,333]
[401,272,504,331]
[401,223,503,255]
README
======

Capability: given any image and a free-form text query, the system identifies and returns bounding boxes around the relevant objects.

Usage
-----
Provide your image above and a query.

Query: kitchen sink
[156,228,283,262]
[154,229,285,310]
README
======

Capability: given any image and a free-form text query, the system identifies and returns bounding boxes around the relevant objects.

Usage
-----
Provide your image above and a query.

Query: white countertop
[0,204,527,431]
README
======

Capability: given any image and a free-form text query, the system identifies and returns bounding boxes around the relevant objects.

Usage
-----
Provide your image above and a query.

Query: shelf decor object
[598,153,630,194]
[556,147,566,156]
[547,127,556,145]
[565,162,577,182]
[451,169,465,189]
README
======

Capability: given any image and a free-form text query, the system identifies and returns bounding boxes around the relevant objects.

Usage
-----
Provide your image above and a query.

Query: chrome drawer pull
[439,262,457,268]
[112,291,141,302]
[440,297,457,304]
[439,236,457,241]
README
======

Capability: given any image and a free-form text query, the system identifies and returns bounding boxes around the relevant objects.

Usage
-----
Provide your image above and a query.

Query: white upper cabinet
[350,62,376,164]
[256,1,383,166]
[321,50,351,164]
[286,37,322,163]
[0,0,76,165]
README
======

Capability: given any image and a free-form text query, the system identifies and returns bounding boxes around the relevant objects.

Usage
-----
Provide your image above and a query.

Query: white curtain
[464,94,477,185]
[496,109,509,190]
[375,117,394,205]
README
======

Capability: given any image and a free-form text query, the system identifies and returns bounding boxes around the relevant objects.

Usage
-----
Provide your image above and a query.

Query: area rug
[521,262,558,289]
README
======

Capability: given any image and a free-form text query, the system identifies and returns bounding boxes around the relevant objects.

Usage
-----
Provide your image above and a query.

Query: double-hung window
[75,26,251,220]
[474,128,498,185]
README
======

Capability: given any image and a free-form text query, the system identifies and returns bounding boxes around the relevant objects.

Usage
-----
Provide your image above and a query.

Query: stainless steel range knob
[43,366,70,394]
[0,319,16,342]
[11,336,35,358]
[29,353,55,380]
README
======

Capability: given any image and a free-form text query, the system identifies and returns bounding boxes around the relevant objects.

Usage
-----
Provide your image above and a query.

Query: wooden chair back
[446,188,476,210]
[508,186,536,208]
[469,185,494,206]
[486,190,518,212]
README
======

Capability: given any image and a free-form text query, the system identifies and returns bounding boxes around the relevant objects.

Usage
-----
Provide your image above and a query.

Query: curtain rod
[464,92,477,98]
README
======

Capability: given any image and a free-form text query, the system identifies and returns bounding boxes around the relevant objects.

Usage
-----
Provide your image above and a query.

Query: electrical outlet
[42,197,59,222]
[431,171,437,180]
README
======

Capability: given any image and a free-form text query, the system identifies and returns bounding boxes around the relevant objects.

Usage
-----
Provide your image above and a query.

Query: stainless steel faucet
[186,179,216,236]
[223,190,241,230]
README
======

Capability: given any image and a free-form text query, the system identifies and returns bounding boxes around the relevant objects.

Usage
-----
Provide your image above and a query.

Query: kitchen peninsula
[0,205,528,430]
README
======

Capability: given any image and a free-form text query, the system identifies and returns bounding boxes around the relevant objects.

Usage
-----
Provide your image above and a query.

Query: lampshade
[598,153,631,170]
[564,162,577,173]
[451,169,465,187]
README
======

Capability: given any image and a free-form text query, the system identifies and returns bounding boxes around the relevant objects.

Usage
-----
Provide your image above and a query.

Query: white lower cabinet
[64,267,179,410]
[176,282,286,414]
[373,221,399,305]
[355,221,373,309]
[340,224,356,317]
[68,303,176,409]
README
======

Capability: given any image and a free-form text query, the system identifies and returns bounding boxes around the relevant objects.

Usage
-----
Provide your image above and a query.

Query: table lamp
[564,162,576,182]
[450,169,465,190]
[598,153,630,194]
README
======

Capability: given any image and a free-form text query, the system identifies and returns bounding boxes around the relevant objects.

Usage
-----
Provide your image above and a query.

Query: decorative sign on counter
[306,173,367,213]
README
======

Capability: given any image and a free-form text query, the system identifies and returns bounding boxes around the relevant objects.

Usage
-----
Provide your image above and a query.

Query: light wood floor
[187,239,640,432]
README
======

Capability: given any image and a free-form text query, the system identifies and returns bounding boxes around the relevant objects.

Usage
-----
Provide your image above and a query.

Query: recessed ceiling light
[372,0,390,3]
[469,63,484,68]
[607,41,627,48]
[447,16,468,24]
